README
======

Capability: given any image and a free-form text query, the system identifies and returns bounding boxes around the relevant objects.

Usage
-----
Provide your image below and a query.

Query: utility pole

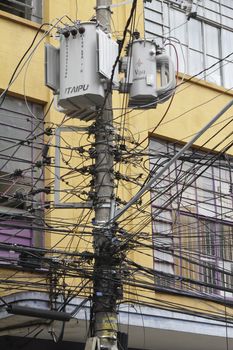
[91,1,119,349]
[45,2,174,348]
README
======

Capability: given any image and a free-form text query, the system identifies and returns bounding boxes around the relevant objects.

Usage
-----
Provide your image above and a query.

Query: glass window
[222,14,233,28]
[222,62,233,89]
[0,96,44,265]
[170,8,187,44]
[144,0,233,88]
[145,8,163,24]
[221,5,233,17]
[145,21,163,38]
[205,25,220,57]
[0,0,42,23]
[188,19,202,51]
[222,29,233,57]
[206,56,221,85]
[189,50,204,77]
[150,137,233,297]
[162,3,169,27]
[222,0,233,7]
[145,0,162,13]
[205,9,220,23]
[205,0,219,10]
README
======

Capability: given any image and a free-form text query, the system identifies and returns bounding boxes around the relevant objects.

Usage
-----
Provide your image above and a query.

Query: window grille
[150,137,233,297]
[0,0,42,23]
[0,96,44,265]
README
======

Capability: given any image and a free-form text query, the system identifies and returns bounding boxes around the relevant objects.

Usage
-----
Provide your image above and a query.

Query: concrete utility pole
[91,1,119,349]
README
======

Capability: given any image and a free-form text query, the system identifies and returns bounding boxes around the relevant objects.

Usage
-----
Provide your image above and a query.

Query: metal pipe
[6,305,71,321]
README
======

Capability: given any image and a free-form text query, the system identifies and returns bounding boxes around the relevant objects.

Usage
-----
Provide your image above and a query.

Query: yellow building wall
[0,0,232,322]
[0,11,48,102]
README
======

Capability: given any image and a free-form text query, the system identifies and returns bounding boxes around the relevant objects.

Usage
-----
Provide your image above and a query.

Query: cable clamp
[93,220,107,227]
[95,5,112,12]
[96,203,111,209]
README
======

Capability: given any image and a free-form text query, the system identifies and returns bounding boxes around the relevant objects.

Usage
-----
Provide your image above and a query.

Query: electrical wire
[0,3,233,342]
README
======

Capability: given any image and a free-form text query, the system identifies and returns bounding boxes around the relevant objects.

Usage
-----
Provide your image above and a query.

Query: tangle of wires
[0,1,232,339]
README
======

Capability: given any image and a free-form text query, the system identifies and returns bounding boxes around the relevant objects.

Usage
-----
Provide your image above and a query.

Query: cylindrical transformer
[58,22,105,112]
[126,40,175,108]
[127,40,158,106]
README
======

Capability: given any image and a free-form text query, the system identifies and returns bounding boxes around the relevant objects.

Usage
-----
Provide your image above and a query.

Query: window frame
[150,137,233,298]
[0,95,45,266]
[144,0,233,88]
[0,0,43,24]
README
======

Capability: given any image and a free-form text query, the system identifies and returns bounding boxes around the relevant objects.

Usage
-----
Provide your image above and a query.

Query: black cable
[116,137,233,257]
[97,0,138,115]
[0,296,8,306]
[115,120,233,230]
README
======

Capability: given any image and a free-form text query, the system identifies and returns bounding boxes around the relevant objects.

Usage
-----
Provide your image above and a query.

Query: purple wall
[0,220,32,263]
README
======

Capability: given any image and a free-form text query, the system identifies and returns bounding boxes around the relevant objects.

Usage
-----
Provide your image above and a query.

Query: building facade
[0,1,232,349]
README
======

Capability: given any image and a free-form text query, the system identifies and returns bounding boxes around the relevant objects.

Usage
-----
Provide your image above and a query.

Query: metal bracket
[54,126,92,209]
[95,5,111,11]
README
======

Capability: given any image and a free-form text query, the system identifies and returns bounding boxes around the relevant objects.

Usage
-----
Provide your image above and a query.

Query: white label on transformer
[146,74,154,86]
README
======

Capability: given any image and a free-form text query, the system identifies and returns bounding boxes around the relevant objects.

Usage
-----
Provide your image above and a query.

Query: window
[144,0,233,88]
[150,138,233,297]
[0,0,42,23]
[0,96,44,266]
